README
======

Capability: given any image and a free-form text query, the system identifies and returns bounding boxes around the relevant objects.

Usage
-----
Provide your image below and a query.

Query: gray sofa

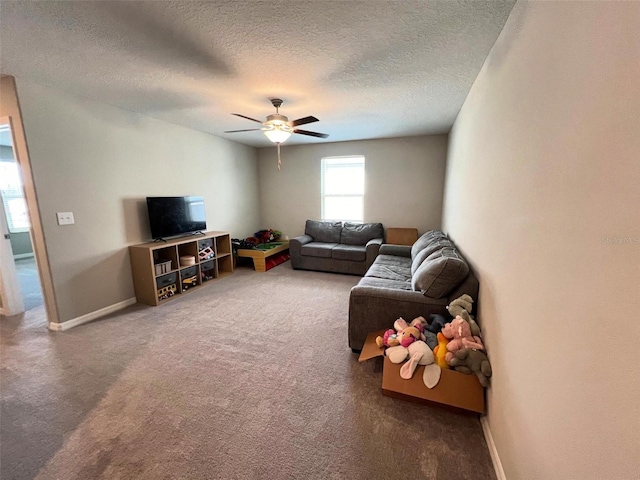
[348,230,479,351]
[290,220,384,276]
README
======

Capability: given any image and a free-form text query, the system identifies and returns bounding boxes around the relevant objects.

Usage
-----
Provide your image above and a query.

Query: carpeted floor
[14,256,44,311]
[1,263,495,480]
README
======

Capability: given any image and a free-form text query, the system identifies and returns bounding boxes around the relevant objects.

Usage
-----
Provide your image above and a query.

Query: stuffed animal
[432,332,450,369]
[442,316,484,364]
[394,317,427,343]
[376,316,426,348]
[375,329,400,348]
[447,294,481,338]
[449,348,492,387]
[447,294,474,317]
[399,341,441,389]
[400,326,421,347]
[427,314,448,333]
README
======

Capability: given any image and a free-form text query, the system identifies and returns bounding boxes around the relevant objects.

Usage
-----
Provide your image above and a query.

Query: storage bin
[156,272,178,288]
[181,266,199,290]
[154,260,172,275]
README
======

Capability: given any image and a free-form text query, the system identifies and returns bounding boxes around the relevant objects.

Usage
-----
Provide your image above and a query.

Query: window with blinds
[0,161,30,233]
[321,156,365,222]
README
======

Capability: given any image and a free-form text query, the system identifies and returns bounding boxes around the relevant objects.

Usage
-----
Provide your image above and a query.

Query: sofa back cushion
[411,237,454,274]
[412,247,469,298]
[305,220,342,243]
[411,230,447,260]
[341,222,383,245]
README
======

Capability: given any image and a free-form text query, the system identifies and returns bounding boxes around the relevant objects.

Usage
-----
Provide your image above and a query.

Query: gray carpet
[14,256,44,311]
[1,263,495,480]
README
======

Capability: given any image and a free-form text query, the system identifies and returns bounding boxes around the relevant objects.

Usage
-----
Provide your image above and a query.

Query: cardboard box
[359,331,485,414]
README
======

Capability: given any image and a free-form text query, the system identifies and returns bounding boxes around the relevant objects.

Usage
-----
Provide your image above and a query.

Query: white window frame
[0,160,30,233]
[321,155,365,223]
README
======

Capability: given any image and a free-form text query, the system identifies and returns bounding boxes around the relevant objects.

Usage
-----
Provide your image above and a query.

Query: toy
[394,317,409,332]
[391,317,427,344]
[375,316,416,348]
[400,326,421,347]
[385,345,410,364]
[399,341,431,378]
[432,333,450,369]
[447,294,481,338]
[254,229,282,243]
[375,329,400,348]
[442,316,484,364]
[427,314,448,333]
[449,348,492,387]
[447,294,473,317]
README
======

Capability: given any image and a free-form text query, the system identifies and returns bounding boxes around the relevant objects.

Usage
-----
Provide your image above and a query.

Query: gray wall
[257,135,447,238]
[442,2,640,478]
[17,79,260,323]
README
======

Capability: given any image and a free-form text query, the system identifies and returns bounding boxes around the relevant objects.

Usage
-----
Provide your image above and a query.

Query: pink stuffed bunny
[442,316,484,364]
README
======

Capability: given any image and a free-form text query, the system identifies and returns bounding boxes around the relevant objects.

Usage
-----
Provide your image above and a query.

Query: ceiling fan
[224,98,329,170]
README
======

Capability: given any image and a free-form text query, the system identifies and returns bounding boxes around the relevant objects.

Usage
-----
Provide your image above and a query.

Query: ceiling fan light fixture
[264,127,292,144]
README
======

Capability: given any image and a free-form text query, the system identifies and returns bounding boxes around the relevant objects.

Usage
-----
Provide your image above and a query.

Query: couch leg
[351,348,361,354]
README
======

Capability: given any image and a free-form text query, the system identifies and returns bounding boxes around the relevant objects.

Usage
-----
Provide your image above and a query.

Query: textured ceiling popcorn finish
[0,1,515,147]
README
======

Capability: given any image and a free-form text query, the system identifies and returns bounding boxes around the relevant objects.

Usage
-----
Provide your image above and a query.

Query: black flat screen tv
[146,196,207,240]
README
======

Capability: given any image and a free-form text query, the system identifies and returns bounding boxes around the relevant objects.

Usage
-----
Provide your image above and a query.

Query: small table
[236,241,290,272]
[385,228,419,246]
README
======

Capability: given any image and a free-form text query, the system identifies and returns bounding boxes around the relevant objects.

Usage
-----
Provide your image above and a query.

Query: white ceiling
[0,1,515,147]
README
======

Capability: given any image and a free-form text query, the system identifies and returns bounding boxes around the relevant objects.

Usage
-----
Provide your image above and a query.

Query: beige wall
[442,2,640,479]
[257,135,447,238]
[16,79,260,323]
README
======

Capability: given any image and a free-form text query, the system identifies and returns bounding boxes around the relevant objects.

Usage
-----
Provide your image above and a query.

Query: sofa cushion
[358,276,413,291]
[411,230,447,260]
[374,254,412,269]
[332,244,366,262]
[411,237,454,274]
[412,247,469,298]
[341,222,383,245]
[301,242,338,258]
[365,262,412,282]
[305,220,342,243]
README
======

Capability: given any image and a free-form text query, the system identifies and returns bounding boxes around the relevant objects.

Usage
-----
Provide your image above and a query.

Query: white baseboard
[48,297,137,331]
[481,416,506,480]
[13,253,35,260]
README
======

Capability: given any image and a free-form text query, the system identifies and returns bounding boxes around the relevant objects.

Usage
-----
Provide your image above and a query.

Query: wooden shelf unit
[129,231,233,306]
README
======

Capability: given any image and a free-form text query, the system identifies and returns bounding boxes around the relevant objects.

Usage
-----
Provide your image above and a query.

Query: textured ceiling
[0,1,515,147]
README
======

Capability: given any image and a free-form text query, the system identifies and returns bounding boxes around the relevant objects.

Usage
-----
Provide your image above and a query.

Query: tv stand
[129,231,233,306]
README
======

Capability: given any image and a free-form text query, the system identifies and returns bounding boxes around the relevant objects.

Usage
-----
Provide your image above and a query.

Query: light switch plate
[56,212,75,225]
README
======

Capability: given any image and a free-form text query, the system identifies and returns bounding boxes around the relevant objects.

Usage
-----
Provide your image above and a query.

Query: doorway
[0,121,43,315]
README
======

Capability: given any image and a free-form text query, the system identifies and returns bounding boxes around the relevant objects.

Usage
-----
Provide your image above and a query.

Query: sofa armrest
[365,237,383,267]
[379,244,412,257]
[348,286,449,350]
[290,234,313,255]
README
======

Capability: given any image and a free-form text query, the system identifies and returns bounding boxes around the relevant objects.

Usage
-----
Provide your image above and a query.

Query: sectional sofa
[348,230,479,351]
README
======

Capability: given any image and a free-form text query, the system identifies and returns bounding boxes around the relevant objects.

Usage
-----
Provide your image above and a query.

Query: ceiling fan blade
[232,113,263,124]
[224,129,262,133]
[291,116,319,127]
[293,129,329,139]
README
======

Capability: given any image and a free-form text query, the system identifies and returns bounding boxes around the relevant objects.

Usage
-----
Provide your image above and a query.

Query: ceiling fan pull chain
[277,143,282,171]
